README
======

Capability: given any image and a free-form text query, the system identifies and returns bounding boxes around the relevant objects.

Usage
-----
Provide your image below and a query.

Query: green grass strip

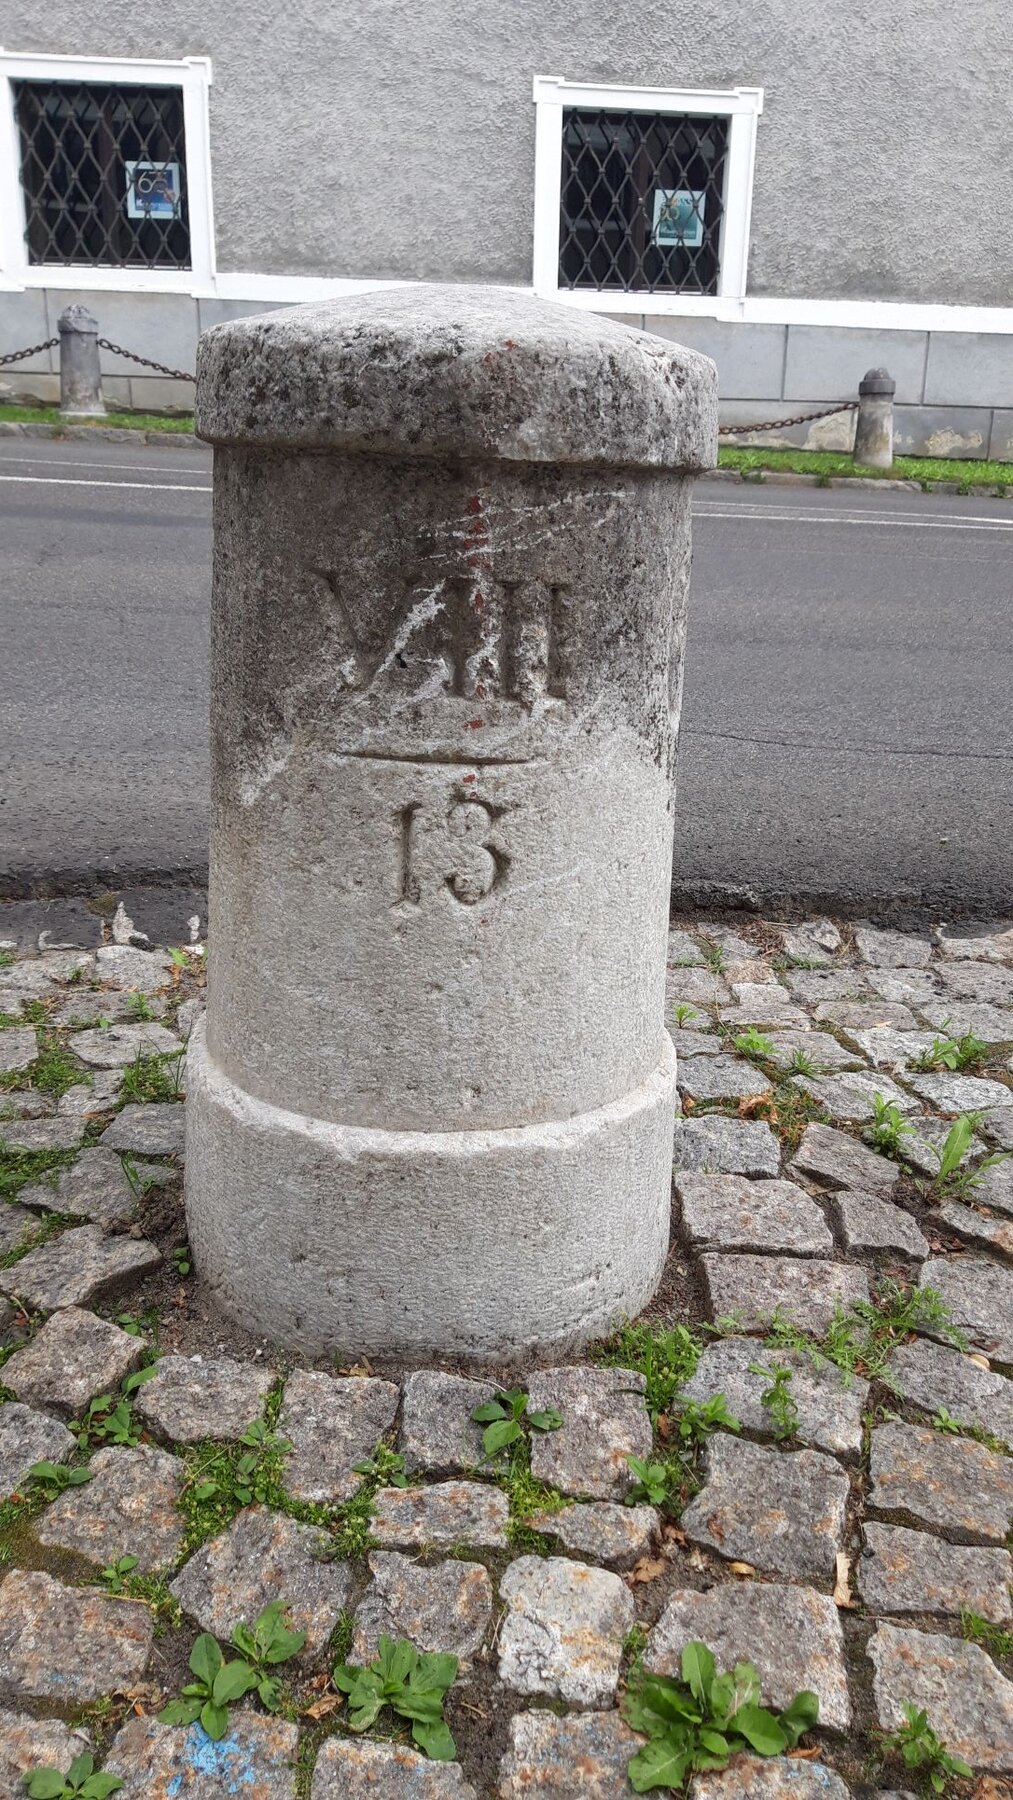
[0,401,194,433]
[719,444,1013,490]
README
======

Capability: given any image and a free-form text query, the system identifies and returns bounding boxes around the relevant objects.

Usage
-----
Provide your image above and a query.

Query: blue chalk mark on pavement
[179,1721,263,1791]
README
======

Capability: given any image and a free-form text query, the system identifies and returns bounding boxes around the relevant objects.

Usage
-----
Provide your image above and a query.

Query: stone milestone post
[187,286,717,1360]
[853,366,895,469]
[58,304,105,417]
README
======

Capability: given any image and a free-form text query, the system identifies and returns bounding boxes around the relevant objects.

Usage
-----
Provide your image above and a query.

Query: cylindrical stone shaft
[58,304,105,417]
[186,286,716,1360]
[853,367,895,469]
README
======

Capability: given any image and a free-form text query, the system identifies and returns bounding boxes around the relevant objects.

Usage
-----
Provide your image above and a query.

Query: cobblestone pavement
[0,915,1011,1796]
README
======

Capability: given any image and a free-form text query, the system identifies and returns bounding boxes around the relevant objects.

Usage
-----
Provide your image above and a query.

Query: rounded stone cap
[58,303,99,334]
[195,283,718,471]
[859,366,896,396]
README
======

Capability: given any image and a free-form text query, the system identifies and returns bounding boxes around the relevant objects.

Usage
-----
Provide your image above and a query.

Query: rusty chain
[2,334,195,381]
[718,400,859,436]
[97,338,196,382]
[0,337,59,367]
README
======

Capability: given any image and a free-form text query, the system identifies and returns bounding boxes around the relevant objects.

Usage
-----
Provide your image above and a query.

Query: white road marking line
[0,473,211,493]
[694,505,1013,531]
[0,455,207,474]
[1,471,1010,529]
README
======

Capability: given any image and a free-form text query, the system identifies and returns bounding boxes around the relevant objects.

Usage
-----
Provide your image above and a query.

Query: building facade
[1,1,1012,455]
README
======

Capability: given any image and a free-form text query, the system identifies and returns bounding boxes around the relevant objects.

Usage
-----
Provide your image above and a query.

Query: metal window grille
[559,107,728,296]
[13,78,191,270]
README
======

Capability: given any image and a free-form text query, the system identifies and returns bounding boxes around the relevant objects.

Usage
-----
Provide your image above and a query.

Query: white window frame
[532,74,763,315]
[0,50,215,294]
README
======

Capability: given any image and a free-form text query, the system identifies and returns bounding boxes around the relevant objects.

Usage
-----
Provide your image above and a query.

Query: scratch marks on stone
[375,582,447,681]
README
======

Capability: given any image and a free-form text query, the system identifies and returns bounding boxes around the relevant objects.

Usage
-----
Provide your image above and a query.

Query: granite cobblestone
[1,916,1012,1792]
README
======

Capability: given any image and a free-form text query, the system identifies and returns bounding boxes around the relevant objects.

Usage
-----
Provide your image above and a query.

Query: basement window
[14,77,191,270]
[0,53,214,289]
[532,76,763,310]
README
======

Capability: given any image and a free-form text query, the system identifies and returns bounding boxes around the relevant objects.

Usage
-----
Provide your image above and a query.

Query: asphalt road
[1,437,1011,914]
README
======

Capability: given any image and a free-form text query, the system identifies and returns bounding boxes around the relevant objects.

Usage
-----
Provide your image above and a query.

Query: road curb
[701,468,1008,496]
[0,420,199,447]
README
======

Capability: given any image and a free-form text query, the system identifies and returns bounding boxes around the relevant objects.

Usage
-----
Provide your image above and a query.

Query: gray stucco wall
[4,0,1012,304]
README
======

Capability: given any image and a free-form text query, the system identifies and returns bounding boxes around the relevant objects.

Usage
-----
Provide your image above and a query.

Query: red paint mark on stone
[466,718,485,730]
[462,773,477,784]
[463,494,489,561]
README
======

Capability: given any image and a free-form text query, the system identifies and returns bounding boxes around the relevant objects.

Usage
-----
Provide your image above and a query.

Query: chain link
[0,337,59,368]
[97,338,196,383]
[718,400,858,437]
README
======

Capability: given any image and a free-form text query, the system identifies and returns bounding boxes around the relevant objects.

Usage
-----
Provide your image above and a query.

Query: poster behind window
[125,160,181,221]
[652,189,705,250]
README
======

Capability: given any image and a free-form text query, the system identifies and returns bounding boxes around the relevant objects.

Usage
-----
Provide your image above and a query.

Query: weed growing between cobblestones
[673,1004,701,1027]
[864,1095,914,1160]
[911,1033,989,1074]
[670,1394,741,1451]
[119,1156,169,1203]
[627,1391,740,1516]
[160,1606,306,1740]
[960,1610,1013,1660]
[23,1750,123,1798]
[765,1280,964,1381]
[110,1568,182,1629]
[489,1436,566,1551]
[180,1420,292,1543]
[169,1242,191,1277]
[749,1360,800,1440]
[230,1600,308,1711]
[931,1112,1012,1201]
[0,1037,80,1100]
[26,1461,93,1501]
[0,1144,76,1203]
[622,1640,819,1791]
[110,1306,159,1338]
[0,1448,92,1541]
[119,1049,185,1105]
[98,1553,138,1592]
[626,1455,685,1509]
[931,1408,962,1434]
[881,1703,972,1794]
[352,1447,412,1488]
[69,1363,159,1450]
[751,1082,830,1153]
[733,1030,776,1059]
[333,1634,459,1760]
[592,1323,703,1424]
[470,1387,563,1459]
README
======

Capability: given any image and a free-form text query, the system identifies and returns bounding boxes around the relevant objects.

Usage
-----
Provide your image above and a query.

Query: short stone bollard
[853,367,895,469]
[186,285,717,1360]
[58,304,105,417]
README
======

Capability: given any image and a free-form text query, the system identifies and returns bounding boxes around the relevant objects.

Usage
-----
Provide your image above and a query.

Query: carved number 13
[397,798,509,907]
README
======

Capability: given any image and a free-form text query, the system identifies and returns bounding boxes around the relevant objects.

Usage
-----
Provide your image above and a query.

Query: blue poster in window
[652,188,705,249]
[125,160,181,220]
